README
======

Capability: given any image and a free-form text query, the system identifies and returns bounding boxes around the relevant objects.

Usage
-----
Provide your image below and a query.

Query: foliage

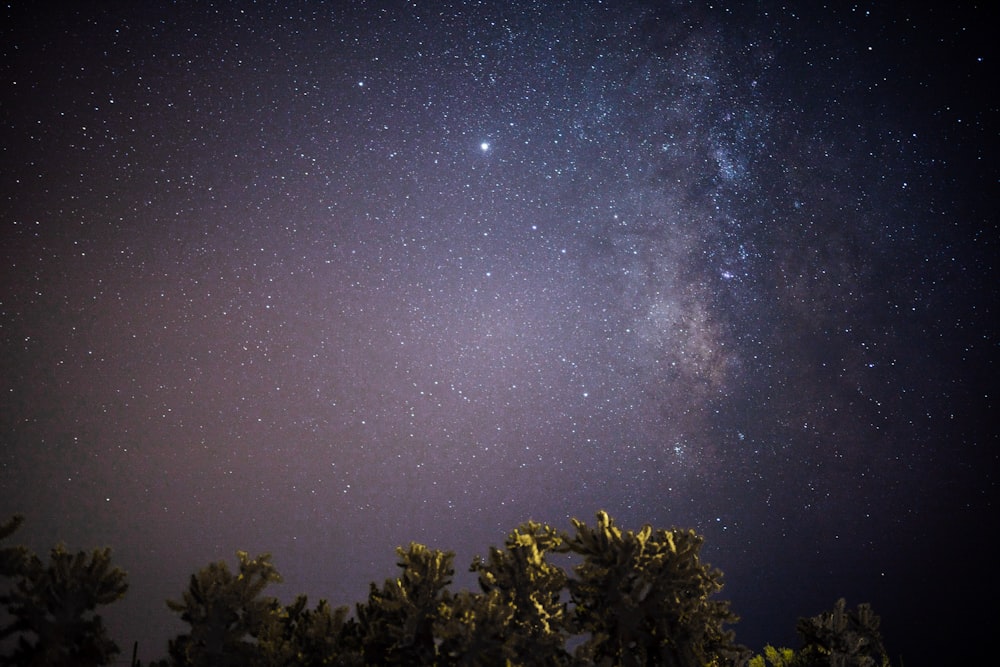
[355,542,455,664]
[0,516,30,578]
[165,551,282,667]
[436,520,570,665]
[255,595,361,666]
[0,517,128,667]
[435,587,519,665]
[565,510,747,667]
[748,645,798,667]
[793,598,889,667]
[747,599,890,667]
[1,513,897,666]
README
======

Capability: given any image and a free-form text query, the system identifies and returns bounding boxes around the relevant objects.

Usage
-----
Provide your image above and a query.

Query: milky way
[1,2,994,663]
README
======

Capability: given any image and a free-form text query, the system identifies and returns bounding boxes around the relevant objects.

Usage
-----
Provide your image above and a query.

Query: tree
[0,521,128,667]
[165,551,282,667]
[794,598,889,667]
[565,510,746,667]
[435,587,518,666]
[355,542,454,665]
[435,521,571,665]
[0,515,30,578]
[469,520,570,663]
[255,595,362,666]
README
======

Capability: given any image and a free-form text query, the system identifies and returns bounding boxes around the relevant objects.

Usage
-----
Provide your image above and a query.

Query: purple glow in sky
[1,2,994,664]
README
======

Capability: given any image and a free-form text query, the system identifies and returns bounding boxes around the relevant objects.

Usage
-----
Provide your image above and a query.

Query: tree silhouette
[793,598,889,667]
[255,595,362,666]
[435,587,519,666]
[2,511,897,665]
[435,520,571,665]
[355,542,455,664]
[0,515,30,578]
[565,510,746,667]
[0,518,128,667]
[165,551,281,667]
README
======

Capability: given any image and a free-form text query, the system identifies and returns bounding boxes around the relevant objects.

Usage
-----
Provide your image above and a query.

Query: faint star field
[0,2,994,664]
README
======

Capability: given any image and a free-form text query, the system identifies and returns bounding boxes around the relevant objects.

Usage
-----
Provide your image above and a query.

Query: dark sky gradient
[1,2,995,664]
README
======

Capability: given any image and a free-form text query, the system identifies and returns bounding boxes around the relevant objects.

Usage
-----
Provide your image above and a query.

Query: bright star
[480,142,490,151]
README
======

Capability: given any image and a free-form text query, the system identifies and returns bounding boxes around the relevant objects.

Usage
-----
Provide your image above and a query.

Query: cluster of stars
[0,2,992,663]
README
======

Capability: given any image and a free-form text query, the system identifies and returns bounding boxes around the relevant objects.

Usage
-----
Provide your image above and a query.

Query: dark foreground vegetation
[0,511,891,666]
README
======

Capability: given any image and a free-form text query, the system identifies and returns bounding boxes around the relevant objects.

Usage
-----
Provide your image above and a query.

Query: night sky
[1,1,995,664]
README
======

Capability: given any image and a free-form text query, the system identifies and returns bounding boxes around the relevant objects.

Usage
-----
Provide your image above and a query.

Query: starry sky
[1,1,995,664]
